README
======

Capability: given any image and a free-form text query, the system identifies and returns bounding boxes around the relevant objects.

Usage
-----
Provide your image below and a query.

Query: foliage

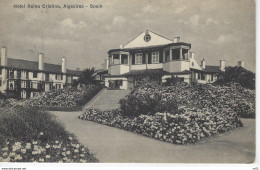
[77,67,98,86]
[214,66,255,90]
[79,107,242,145]
[25,84,103,111]
[120,82,255,118]
[0,106,98,162]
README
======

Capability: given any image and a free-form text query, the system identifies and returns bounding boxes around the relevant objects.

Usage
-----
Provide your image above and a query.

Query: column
[169,49,172,61]
[127,54,130,65]
[187,49,190,60]
[119,54,122,64]
[111,55,114,65]
[145,53,148,64]
[179,48,183,60]
[163,50,165,63]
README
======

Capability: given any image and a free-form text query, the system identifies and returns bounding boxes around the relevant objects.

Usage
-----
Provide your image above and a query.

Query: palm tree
[78,67,97,85]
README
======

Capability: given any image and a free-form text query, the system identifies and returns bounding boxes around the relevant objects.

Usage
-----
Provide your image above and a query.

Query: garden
[79,82,255,144]
[0,105,98,162]
[25,84,103,111]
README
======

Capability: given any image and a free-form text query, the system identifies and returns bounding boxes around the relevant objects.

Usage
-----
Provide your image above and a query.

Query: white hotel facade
[104,30,244,90]
[0,47,80,98]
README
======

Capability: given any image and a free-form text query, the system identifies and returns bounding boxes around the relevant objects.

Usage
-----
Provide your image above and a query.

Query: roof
[92,69,108,77]
[108,42,191,53]
[204,65,221,73]
[104,69,191,77]
[1,58,81,76]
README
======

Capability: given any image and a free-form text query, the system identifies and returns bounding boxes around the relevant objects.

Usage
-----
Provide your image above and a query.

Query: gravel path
[52,111,255,163]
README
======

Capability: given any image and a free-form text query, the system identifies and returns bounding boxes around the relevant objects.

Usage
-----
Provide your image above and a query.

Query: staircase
[83,89,131,111]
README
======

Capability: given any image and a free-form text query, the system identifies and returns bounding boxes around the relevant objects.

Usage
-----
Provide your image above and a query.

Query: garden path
[83,89,131,111]
[52,111,255,163]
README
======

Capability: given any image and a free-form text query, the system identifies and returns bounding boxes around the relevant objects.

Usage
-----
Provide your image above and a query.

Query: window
[21,91,26,99]
[31,92,39,98]
[152,52,159,63]
[31,82,38,89]
[198,73,201,80]
[0,69,2,75]
[33,72,37,78]
[21,71,26,79]
[9,70,14,78]
[9,80,14,90]
[201,73,205,80]
[56,74,62,80]
[67,76,72,83]
[0,80,2,86]
[135,53,142,64]
[45,83,50,91]
[21,81,26,88]
[56,84,62,90]
[144,34,151,42]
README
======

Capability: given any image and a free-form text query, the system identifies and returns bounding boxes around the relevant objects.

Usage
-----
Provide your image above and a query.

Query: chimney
[119,44,124,49]
[38,53,44,70]
[190,52,195,59]
[220,60,225,71]
[237,60,244,68]
[1,47,7,66]
[173,37,180,43]
[61,57,66,73]
[201,58,206,69]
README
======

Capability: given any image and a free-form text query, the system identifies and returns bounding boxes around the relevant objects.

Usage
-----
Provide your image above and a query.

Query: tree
[214,66,255,90]
[77,67,97,86]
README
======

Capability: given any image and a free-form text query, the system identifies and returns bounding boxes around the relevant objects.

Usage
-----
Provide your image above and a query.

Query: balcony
[109,64,130,75]
[163,60,190,73]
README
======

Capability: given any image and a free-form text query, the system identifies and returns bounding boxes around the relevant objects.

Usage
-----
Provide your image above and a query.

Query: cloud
[174,6,187,14]
[143,5,154,13]
[190,15,200,26]
[178,14,200,27]
[212,34,239,44]
[206,18,219,25]
[60,18,87,29]
[112,16,126,25]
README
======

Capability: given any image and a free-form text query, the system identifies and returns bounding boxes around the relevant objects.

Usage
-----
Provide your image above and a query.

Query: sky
[0,0,255,71]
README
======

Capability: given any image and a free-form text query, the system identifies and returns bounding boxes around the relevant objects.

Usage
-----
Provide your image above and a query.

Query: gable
[124,30,173,48]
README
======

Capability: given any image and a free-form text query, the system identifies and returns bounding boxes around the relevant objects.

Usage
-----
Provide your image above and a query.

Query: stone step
[84,89,131,111]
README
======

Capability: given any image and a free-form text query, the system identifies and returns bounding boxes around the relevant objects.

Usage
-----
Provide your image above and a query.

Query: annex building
[104,30,245,90]
[0,47,80,98]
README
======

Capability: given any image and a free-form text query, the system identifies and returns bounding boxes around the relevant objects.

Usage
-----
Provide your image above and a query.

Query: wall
[105,77,128,90]
[124,31,173,48]
[163,60,190,73]
[109,65,130,75]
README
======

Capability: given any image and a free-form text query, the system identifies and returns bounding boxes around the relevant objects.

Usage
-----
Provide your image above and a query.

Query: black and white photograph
[0,0,256,168]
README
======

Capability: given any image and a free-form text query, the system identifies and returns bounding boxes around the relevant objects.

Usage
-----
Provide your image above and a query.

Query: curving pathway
[51,111,255,163]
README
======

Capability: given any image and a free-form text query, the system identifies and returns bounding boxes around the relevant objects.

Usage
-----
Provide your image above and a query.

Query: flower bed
[79,82,254,144]
[0,106,98,162]
[119,82,255,118]
[0,134,98,162]
[79,107,242,144]
[25,84,103,111]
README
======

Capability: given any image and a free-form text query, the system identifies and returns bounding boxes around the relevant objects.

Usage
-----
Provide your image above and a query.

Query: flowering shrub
[79,82,254,144]
[25,84,103,111]
[0,106,98,162]
[0,134,98,162]
[79,107,242,144]
[120,82,255,118]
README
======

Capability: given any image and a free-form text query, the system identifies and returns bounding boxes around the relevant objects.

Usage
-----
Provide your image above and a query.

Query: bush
[119,84,179,117]
[79,107,242,145]
[0,106,98,162]
[25,84,103,111]
[214,66,255,90]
